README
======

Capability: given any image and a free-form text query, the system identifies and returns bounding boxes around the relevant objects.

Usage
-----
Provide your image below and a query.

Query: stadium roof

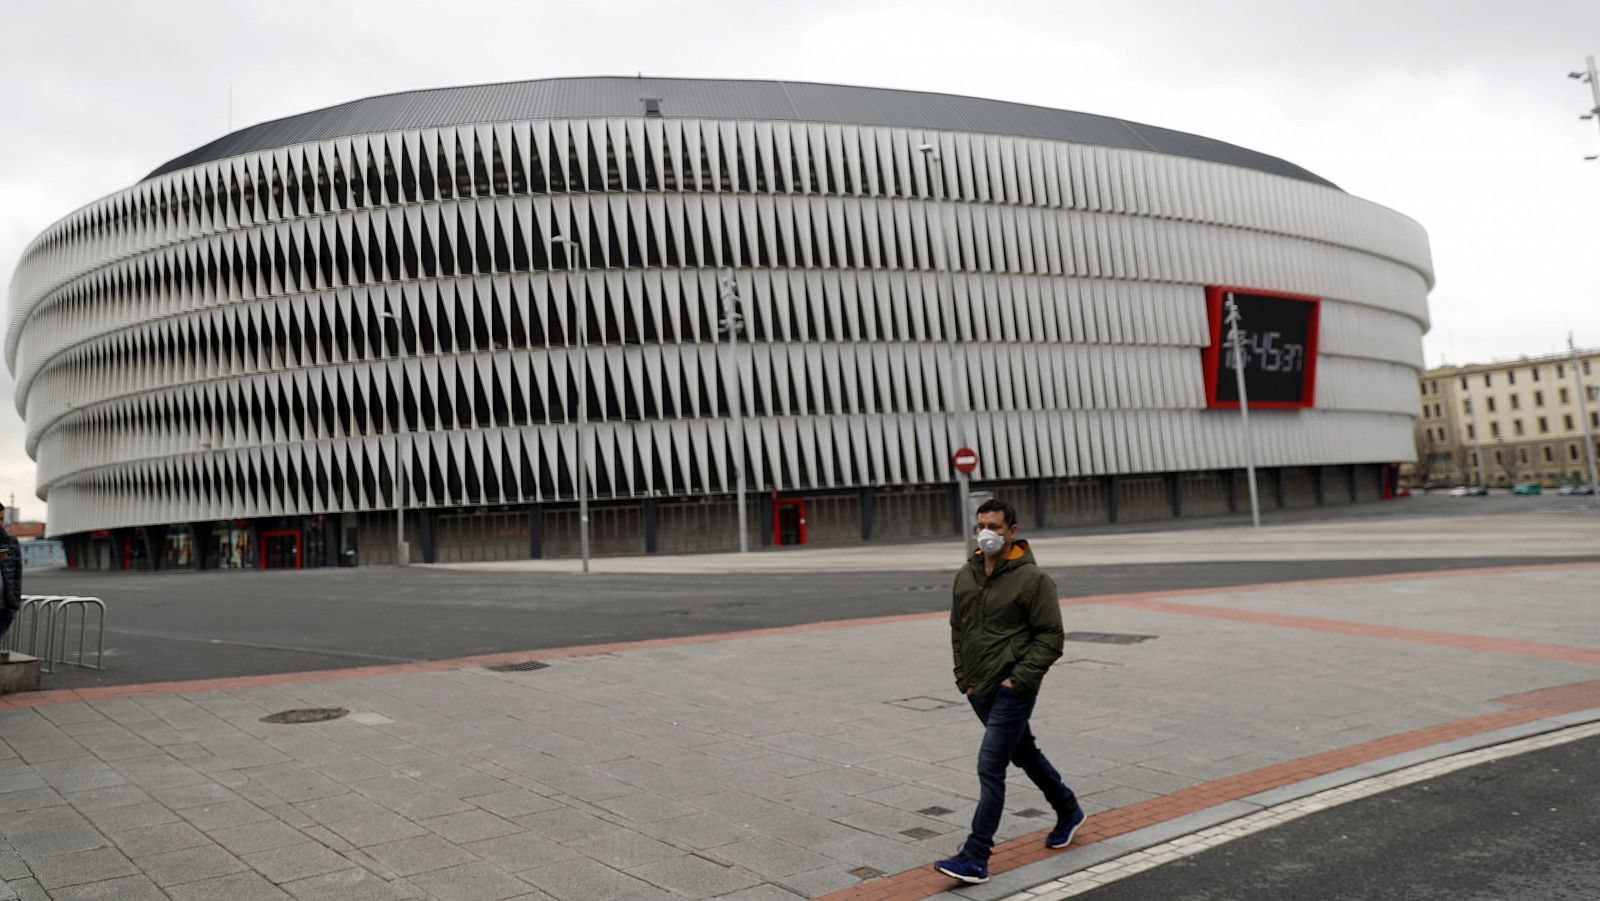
[145,76,1338,190]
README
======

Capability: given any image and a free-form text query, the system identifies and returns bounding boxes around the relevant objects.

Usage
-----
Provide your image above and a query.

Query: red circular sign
[952,447,979,474]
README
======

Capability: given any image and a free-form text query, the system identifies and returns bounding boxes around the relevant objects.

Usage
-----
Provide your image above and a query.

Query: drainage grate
[1014,807,1050,819]
[487,660,551,673]
[899,827,940,840]
[260,708,349,725]
[849,866,885,880]
[918,806,955,817]
[1064,631,1158,645]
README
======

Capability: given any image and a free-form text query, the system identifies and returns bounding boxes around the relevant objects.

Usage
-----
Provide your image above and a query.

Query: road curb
[923,706,1600,901]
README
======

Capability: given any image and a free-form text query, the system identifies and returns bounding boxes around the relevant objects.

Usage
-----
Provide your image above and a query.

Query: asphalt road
[1078,730,1600,901]
[18,553,1599,690]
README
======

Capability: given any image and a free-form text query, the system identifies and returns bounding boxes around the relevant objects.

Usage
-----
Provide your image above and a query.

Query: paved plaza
[2,510,1599,899]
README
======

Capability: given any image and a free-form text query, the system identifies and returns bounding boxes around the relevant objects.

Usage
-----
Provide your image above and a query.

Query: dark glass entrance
[261,530,302,569]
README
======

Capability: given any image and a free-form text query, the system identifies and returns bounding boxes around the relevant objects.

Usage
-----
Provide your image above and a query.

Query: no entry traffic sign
[952,447,979,475]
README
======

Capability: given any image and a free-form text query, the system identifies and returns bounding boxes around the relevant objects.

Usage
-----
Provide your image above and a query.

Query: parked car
[1448,485,1489,497]
[1557,484,1596,496]
[1512,483,1542,495]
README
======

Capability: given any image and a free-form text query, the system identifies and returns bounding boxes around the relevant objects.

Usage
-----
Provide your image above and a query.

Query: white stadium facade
[7,77,1432,570]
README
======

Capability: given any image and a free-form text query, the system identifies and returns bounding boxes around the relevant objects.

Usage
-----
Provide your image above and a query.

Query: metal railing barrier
[7,594,107,674]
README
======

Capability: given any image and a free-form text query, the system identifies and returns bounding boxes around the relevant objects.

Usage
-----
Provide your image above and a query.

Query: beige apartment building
[1412,349,1600,488]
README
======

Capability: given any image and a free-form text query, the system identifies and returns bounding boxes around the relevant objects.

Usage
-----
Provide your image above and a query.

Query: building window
[1571,444,1581,461]
[1467,424,1476,439]
[1510,395,1520,410]
[1485,373,1493,387]
[1538,416,1549,434]
[1491,422,1501,438]
[1586,361,1592,376]
[1544,446,1554,463]
[1495,449,1504,464]
[1487,397,1497,412]
[1532,368,1541,382]
[1508,371,1517,385]
[1534,391,1544,407]
[1514,419,1524,436]
[1519,448,1529,464]
[1461,376,1469,390]
[1558,364,1566,378]
[1565,414,1575,430]
[1561,388,1570,404]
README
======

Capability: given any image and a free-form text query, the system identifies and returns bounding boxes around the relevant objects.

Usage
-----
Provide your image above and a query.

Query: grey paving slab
[419,809,522,844]
[136,843,248,888]
[243,842,353,884]
[279,867,422,901]
[166,870,294,901]
[106,821,210,858]
[405,861,533,901]
[27,846,138,889]
[628,851,765,896]
[44,874,168,901]
[362,833,479,877]
[462,832,580,871]
[207,819,314,856]
[516,855,664,901]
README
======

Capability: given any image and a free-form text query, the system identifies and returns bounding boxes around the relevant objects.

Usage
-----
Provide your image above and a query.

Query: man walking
[0,510,22,660]
[935,498,1085,885]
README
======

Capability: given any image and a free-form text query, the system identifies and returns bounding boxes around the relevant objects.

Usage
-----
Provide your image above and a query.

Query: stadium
[6,77,1433,569]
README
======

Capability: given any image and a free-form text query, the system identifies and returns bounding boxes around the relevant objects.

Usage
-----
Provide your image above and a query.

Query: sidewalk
[422,509,1600,574]
[3,561,1600,899]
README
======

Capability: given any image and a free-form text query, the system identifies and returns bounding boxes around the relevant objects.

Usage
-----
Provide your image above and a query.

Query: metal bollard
[45,597,106,672]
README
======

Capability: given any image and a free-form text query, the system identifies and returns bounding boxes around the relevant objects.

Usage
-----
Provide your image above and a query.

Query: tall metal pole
[1569,334,1600,503]
[920,144,975,554]
[1225,295,1262,528]
[555,236,590,573]
[719,270,748,552]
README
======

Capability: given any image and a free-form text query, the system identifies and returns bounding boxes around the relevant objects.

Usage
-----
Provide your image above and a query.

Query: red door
[260,530,303,569]
[773,500,807,546]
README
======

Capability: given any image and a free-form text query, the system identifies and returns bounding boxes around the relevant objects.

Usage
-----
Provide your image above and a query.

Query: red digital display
[1202,286,1321,409]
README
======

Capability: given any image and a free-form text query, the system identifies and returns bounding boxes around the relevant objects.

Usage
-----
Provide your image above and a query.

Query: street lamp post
[552,235,591,573]
[1568,334,1600,504]
[919,143,976,554]
[378,308,408,565]
[1224,294,1262,528]
[718,269,749,553]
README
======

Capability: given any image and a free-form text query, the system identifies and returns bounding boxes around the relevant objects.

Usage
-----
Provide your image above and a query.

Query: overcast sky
[3,0,1598,522]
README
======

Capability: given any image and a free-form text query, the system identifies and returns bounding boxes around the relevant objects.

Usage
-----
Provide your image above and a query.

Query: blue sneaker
[1045,806,1087,849]
[934,854,990,884]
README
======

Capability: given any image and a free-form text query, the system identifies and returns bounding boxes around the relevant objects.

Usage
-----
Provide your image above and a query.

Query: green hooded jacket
[950,539,1064,699]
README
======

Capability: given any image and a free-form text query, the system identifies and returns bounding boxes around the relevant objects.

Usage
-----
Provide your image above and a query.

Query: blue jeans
[960,685,1078,862]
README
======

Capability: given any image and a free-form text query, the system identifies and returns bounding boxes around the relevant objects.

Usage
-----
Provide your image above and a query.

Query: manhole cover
[1014,807,1050,819]
[1064,631,1157,645]
[260,708,349,725]
[487,660,551,673]
[899,827,940,840]
[918,806,955,817]
[849,866,885,880]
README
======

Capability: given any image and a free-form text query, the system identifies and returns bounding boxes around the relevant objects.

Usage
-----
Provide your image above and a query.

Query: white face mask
[976,528,1006,557]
